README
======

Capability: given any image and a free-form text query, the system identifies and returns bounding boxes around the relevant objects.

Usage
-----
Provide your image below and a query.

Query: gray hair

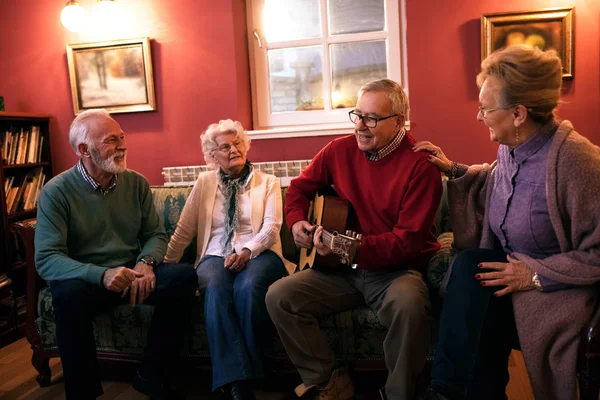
[69,109,111,156]
[358,79,410,118]
[201,119,251,169]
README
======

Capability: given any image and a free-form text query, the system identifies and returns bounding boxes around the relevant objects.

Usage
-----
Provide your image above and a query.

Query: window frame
[246,0,409,138]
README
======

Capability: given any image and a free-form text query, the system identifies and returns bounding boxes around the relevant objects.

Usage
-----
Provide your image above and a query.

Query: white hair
[201,119,251,169]
[69,109,112,156]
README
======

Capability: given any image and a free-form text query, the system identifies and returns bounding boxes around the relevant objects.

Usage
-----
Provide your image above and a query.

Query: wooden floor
[0,338,534,400]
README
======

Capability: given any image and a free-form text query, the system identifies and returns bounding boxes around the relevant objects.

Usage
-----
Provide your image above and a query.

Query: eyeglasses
[349,110,398,128]
[213,140,242,153]
[478,105,514,118]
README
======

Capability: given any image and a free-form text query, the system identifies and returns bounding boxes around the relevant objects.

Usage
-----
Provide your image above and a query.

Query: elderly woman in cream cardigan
[164,119,294,400]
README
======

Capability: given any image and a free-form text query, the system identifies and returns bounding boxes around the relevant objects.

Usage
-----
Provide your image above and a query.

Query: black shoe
[219,381,256,400]
[132,368,184,400]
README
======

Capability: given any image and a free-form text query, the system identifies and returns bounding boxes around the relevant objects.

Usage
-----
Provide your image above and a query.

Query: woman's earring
[516,127,520,145]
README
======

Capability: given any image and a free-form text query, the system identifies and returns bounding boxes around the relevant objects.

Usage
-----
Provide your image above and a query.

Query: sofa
[11,179,600,399]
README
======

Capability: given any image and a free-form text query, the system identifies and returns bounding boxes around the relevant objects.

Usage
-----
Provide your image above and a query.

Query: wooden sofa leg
[31,347,52,387]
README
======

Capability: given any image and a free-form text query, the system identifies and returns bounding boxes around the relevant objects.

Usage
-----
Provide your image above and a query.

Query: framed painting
[66,37,156,114]
[481,7,574,79]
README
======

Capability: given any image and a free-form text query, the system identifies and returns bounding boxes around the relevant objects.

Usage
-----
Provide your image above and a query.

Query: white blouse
[205,180,255,257]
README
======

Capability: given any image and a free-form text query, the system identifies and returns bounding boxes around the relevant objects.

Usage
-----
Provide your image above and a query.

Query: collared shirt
[364,128,406,161]
[77,159,118,195]
[489,121,561,259]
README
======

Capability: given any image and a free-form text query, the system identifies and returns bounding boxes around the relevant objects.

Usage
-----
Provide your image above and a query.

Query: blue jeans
[431,248,518,400]
[197,250,287,390]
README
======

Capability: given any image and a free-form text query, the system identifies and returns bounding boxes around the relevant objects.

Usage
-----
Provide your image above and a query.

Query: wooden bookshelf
[0,112,53,343]
[3,162,50,170]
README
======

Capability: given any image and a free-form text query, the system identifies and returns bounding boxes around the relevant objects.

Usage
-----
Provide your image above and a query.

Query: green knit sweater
[35,166,167,286]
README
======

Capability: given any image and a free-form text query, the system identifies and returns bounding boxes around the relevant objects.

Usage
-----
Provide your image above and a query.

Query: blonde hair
[358,79,409,117]
[201,119,251,169]
[476,45,562,124]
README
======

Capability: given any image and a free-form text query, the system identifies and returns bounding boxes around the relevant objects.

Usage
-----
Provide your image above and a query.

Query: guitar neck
[321,229,336,248]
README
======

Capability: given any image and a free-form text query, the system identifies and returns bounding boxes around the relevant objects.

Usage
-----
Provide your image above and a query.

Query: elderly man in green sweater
[35,109,197,400]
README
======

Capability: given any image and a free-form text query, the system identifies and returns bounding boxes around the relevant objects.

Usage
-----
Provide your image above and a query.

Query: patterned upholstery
[35,180,454,362]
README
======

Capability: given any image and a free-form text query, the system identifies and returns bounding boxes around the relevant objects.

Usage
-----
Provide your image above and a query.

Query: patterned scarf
[219,160,253,256]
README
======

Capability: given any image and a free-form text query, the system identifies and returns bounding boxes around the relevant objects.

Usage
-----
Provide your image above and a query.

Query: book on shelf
[4,176,14,193]
[4,167,45,214]
[1,126,43,165]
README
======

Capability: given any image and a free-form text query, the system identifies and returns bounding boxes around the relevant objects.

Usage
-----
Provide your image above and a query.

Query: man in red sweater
[266,79,442,400]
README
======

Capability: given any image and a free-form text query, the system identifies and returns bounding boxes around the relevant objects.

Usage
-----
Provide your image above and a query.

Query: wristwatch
[532,272,543,292]
[139,255,156,268]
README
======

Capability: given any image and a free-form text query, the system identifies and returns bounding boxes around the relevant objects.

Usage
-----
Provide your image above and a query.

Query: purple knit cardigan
[442,120,600,400]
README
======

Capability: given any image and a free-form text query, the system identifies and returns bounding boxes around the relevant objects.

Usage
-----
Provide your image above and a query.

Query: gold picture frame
[481,7,574,79]
[66,37,156,115]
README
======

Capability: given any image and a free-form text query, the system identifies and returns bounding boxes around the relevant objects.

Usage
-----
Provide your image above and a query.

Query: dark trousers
[431,248,519,400]
[50,262,197,400]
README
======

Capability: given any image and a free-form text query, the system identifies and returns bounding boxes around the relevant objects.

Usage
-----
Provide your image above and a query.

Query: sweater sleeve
[284,143,333,231]
[136,177,168,264]
[356,159,443,269]
[164,177,202,263]
[35,186,107,286]
[447,162,495,250]
[241,176,282,257]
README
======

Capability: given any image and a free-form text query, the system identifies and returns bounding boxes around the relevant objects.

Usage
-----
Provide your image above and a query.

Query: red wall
[405,0,600,166]
[0,0,598,185]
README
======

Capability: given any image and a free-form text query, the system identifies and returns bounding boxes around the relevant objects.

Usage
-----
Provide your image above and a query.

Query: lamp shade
[60,1,86,32]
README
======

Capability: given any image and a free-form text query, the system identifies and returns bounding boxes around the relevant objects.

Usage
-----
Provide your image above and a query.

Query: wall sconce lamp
[60,1,86,32]
[61,0,118,32]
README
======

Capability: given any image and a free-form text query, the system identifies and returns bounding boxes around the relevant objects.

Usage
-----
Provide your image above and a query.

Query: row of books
[4,167,46,214]
[1,127,44,165]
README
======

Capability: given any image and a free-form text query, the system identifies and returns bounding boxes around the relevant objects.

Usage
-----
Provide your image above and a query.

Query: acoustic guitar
[298,193,362,271]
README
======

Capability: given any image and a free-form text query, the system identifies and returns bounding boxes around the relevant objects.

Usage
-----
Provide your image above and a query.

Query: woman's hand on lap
[475,254,535,296]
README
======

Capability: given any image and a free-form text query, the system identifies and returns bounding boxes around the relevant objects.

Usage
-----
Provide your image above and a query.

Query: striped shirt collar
[77,160,118,195]
[364,128,406,161]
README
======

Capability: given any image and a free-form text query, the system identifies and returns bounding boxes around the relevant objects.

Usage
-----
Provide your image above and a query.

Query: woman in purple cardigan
[414,45,600,400]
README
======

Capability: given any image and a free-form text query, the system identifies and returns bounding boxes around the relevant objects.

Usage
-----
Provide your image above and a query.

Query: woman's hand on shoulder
[224,248,251,272]
[475,254,535,296]
[412,141,453,173]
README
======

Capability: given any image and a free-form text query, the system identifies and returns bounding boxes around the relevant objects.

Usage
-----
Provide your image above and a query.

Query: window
[247,0,407,137]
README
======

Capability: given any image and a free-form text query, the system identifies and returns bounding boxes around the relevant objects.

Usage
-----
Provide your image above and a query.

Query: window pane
[264,0,321,42]
[329,0,385,35]
[330,41,387,109]
[269,46,324,112]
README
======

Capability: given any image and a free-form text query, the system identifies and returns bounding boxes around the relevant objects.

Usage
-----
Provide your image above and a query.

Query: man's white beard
[90,147,127,174]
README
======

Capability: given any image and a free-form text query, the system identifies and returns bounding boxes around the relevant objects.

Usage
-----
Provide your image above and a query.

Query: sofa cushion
[36,285,394,360]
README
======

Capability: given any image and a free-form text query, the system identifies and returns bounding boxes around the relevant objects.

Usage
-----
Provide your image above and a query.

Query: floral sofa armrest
[426,232,455,290]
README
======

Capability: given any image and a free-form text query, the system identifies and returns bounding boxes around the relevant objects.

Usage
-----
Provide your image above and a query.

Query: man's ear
[396,115,406,131]
[78,143,89,157]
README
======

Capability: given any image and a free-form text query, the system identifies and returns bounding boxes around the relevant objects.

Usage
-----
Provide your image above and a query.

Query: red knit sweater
[285,133,442,271]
